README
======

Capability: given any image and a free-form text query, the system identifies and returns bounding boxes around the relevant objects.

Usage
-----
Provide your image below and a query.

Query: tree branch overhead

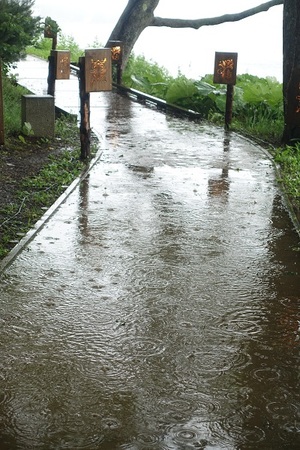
[151,0,283,29]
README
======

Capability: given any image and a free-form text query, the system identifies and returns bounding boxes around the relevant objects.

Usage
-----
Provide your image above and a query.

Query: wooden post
[46,31,58,96]
[107,41,123,85]
[79,57,90,160]
[47,53,56,97]
[213,52,238,130]
[225,84,234,130]
[117,65,122,85]
[52,35,57,50]
[0,60,4,145]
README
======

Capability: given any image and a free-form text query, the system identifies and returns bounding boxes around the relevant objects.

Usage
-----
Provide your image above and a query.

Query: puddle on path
[1,93,299,449]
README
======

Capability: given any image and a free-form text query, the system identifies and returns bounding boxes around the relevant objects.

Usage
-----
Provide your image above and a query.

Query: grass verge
[0,116,96,260]
[273,142,300,221]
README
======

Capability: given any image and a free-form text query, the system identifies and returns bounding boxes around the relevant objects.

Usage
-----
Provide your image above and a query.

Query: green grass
[27,34,84,62]
[274,143,300,201]
[122,57,284,144]
[0,73,97,259]
[1,150,83,233]
[0,114,90,259]
[2,74,30,134]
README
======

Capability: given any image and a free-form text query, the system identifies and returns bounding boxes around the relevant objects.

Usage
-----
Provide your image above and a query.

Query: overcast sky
[32,0,283,81]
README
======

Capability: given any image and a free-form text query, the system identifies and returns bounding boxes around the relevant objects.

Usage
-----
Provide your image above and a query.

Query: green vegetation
[0,0,40,68]
[2,74,30,134]
[123,55,283,145]
[0,75,93,259]
[274,143,300,205]
[27,34,84,62]
[0,140,84,259]
[43,16,61,37]
[122,54,173,98]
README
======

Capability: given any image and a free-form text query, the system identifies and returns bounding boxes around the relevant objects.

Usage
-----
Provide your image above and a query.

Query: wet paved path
[0,56,300,449]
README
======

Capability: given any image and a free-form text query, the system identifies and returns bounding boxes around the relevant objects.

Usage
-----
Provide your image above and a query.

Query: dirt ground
[0,134,78,258]
[0,136,62,210]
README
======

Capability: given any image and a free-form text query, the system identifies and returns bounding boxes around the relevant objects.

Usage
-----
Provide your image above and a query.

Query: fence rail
[70,63,201,121]
[113,83,201,121]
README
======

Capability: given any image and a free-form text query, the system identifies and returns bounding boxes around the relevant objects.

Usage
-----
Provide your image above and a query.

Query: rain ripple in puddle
[163,423,209,449]
[120,336,166,360]
[216,307,264,337]
[173,346,252,381]
[206,417,266,447]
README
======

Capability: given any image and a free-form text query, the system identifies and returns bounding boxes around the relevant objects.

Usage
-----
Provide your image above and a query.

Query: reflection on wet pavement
[0,92,300,449]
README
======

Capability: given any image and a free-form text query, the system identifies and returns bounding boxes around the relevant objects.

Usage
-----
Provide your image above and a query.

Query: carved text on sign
[111,46,121,62]
[217,59,234,82]
[213,52,237,85]
[107,41,123,65]
[52,50,70,80]
[59,56,69,77]
[85,48,112,92]
[90,58,108,87]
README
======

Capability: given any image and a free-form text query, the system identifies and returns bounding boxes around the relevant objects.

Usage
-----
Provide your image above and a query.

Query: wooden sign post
[44,19,59,96]
[85,48,112,92]
[47,50,70,96]
[54,50,71,80]
[107,40,123,84]
[79,49,112,160]
[79,56,90,160]
[213,52,238,129]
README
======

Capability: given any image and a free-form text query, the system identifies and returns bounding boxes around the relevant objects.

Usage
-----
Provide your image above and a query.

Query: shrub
[2,74,30,135]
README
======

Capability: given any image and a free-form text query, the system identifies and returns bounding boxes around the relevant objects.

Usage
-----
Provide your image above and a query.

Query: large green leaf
[194,80,222,96]
[165,77,198,103]
[239,76,282,107]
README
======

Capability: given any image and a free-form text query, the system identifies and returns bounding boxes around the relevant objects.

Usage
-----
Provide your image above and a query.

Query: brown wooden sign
[213,52,238,85]
[85,49,112,92]
[107,40,123,65]
[52,50,70,79]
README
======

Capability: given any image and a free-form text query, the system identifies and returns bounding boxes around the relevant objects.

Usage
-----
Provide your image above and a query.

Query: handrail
[113,82,201,121]
[70,63,80,77]
[69,62,201,121]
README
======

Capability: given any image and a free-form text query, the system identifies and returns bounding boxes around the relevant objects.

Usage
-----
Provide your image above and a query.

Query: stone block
[21,95,55,137]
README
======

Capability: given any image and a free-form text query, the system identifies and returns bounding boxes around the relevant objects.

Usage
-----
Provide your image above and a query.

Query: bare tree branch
[151,0,283,29]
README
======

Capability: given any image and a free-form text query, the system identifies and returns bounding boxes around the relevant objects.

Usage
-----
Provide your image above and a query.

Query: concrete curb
[235,131,300,237]
[0,131,104,273]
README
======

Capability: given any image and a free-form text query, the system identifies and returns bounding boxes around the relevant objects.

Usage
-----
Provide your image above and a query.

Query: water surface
[1,93,299,449]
